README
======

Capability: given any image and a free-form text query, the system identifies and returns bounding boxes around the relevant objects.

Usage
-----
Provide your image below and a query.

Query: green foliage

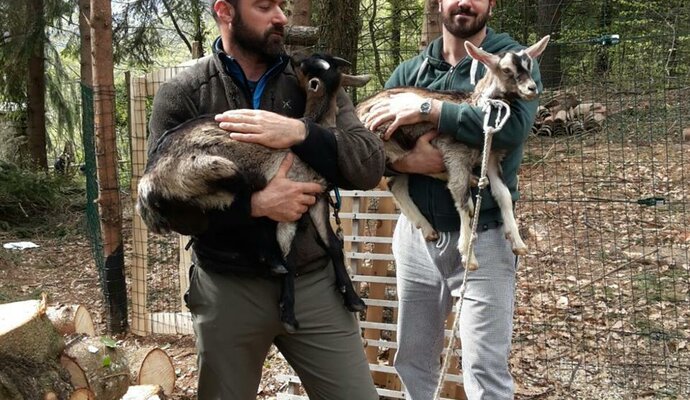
[113,0,213,67]
[0,162,85,228]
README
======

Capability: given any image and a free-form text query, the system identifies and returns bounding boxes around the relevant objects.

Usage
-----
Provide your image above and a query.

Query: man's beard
[232,13,285,62]
[442,6,490,38]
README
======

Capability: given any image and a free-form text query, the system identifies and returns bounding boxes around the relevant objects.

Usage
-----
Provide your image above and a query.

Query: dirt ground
[1,126,689,399]
[0,194,295,399]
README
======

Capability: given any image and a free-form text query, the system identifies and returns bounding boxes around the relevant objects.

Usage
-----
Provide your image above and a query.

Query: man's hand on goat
[215,110,307,149]
[390,131,446,175]
[363,92,440,140]
[250,153,323,222]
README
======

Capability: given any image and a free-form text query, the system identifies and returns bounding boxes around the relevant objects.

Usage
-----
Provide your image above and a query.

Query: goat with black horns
[137,54,371,332]
[356,35,550,270]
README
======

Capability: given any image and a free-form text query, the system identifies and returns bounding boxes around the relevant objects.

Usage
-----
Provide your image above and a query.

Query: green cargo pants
[186,262,379,400]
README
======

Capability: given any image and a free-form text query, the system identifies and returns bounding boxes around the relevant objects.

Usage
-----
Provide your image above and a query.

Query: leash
[432,99,511,399]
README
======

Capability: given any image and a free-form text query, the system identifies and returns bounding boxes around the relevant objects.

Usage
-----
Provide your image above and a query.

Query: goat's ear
[464,41,500,68]
[525,35,550,59]
[341,74,371,88]
[331,57,352,69]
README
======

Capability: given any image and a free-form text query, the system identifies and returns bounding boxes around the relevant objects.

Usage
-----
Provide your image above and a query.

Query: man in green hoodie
[364,0,541,399]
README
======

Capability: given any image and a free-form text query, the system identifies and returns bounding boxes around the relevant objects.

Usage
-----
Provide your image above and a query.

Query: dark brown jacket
[148,42,385,274]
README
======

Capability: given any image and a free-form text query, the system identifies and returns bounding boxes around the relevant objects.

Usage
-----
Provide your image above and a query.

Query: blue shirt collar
[212,36,289,109]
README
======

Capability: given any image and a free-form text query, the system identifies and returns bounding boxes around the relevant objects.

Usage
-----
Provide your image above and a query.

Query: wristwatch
[419,98,432,116]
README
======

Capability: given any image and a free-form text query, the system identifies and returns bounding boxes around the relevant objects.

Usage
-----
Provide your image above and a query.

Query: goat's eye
[502,67,513,76]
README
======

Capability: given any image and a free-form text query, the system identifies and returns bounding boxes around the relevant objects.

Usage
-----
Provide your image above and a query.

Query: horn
[315,58,331,70]
[332,56,352,68]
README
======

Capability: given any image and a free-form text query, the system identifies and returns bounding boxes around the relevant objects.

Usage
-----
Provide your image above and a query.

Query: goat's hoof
[462,254,479,271]
[269,265,289,275]
[282,320,299,334]
[345,297,366,312]
[512,246,528,256]
[423,230,439,241]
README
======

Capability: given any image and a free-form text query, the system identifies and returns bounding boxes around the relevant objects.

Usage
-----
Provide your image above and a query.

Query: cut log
[61,354,88,388]
[127,347,176,395]
[122,384,167,400]
[62,336,130,400]
[70,388,95,400]
[46,304,96,336]
[683,127,690,141]
[0,297,64,363]
[0,353,73,400]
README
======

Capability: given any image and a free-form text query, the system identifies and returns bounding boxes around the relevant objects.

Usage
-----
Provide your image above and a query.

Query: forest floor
[0,190,293,399]
[1,129,689,399]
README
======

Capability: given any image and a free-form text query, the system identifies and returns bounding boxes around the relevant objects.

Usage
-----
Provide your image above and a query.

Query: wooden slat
[345,235,393,244]
[364,338,398,349]
[363,298,398,308]
[352,275,397,284]
[149,312,194,335]
[346,251,395,261]
[339,212,399,221]
[339,190,393,198]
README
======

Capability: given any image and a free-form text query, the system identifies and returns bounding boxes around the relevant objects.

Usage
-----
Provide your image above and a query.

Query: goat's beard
[442,6,490,38]
[231,14,285,62]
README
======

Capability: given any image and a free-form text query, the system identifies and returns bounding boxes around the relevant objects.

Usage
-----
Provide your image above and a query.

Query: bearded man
[147,1,384,398]
[362,0,542,399]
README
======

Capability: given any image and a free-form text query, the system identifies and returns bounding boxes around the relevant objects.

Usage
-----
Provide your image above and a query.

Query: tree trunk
[316,0,361,101]
[420,0,441,50]
[317,0,361,66]
[390,0,402,63]
[26,0,48,170]
[91,0,128,334]
[537,0,570,88]
[291,0,312,25]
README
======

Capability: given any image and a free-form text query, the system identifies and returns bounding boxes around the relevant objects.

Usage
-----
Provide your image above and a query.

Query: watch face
[420,100,431,114]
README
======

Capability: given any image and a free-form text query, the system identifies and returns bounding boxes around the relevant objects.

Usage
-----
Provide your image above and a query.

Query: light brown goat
[356,36,550,269]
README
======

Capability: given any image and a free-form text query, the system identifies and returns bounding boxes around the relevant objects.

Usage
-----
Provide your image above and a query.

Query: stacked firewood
[0,296,175,400]
[532,91,607,136]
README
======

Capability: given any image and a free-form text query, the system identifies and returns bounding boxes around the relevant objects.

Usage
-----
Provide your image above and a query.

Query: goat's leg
[275,221,300,332]
[279,272,299,333]
[309,201,365,312]
[388,175,439,241]
[487,155,528,256]
[439,141,480,270]
[457,196,479,270]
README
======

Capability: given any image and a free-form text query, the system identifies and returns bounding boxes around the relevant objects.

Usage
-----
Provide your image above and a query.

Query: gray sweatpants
[393,214,518,400]
[186,262,378,400]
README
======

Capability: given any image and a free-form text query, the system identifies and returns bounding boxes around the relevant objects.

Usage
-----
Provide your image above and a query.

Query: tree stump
[61,336,130,400]
[46,305,96,336]
[122,384,167,400]
[0,298,72,399]
[126,347,176,396]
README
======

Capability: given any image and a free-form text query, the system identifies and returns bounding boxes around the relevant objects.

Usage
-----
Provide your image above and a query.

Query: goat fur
[356,36,550,270]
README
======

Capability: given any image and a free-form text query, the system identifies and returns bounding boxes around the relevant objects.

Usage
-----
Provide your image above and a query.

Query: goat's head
[465,35,550,101]
[292,53,371,124]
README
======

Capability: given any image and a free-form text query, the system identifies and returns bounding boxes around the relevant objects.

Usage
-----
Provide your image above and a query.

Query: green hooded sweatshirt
[384,27,542,231]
